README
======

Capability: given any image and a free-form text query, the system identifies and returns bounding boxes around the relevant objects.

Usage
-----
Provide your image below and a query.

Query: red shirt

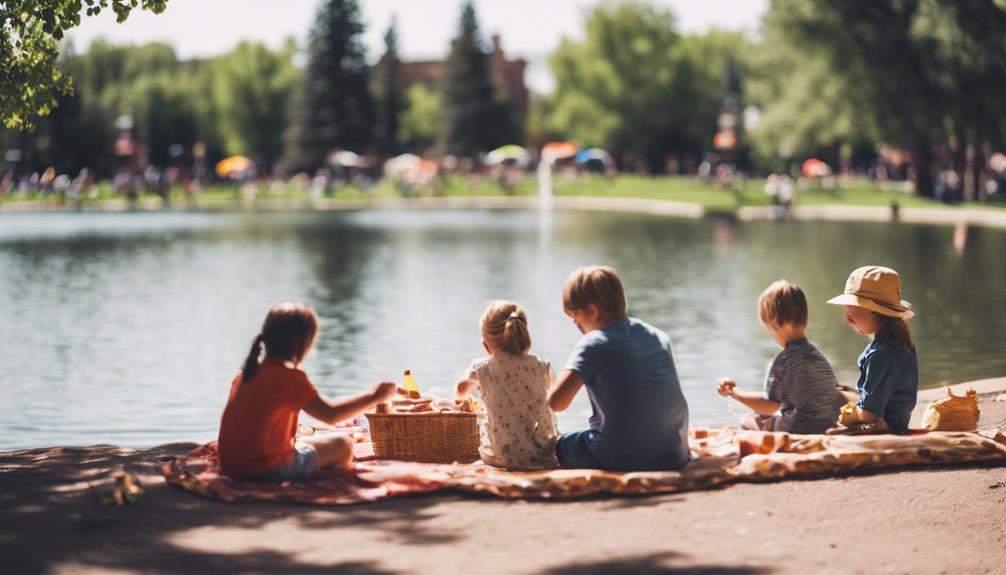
[217,359,319,477]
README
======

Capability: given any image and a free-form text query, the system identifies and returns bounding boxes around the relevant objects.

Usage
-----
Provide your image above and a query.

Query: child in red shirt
[218,301,396,482]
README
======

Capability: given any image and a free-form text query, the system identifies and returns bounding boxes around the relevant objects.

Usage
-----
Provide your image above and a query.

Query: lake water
[1,208,1004,450]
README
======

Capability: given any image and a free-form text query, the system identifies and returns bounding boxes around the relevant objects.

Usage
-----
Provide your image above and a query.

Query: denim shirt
[856,340,919,434]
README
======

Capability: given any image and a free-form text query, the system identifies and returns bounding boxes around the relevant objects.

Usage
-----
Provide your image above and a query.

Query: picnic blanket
[162,427,1006,505]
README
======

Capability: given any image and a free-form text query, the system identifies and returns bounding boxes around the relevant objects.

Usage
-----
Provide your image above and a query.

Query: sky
[66,0,769,93]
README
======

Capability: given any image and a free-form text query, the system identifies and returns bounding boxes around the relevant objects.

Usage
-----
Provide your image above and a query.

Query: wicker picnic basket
[365,411,481,464]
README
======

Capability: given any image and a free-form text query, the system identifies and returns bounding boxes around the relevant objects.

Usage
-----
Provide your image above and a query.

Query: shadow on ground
[0,443,453,573]
[538,552,772,575]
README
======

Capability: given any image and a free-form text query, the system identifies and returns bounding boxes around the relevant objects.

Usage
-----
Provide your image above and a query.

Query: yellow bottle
[401,369,420,399]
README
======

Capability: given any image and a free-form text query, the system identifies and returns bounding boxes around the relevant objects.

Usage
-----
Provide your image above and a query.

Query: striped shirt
[765,338,842,434]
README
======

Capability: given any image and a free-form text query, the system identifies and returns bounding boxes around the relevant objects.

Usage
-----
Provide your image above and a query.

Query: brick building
[393,34,529,123]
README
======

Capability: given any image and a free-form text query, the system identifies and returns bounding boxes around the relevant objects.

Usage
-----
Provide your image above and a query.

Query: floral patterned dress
[467,352,560,470]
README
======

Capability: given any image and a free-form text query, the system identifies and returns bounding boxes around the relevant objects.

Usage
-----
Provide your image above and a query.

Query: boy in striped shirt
[717,280,842,434]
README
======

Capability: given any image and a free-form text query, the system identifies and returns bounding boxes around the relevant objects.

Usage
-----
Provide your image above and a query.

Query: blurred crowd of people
[3,145,1005,205]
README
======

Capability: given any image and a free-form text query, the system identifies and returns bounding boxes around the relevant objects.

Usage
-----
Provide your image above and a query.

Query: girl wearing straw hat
[826,266,918,434]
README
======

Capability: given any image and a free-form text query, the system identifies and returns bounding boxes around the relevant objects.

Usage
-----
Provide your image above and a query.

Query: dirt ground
[2,393,1005,575]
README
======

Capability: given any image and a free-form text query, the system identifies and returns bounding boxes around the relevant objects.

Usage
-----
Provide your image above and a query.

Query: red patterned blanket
[162,427,1006,505]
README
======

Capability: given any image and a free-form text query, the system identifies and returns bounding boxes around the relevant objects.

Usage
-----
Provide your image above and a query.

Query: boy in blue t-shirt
[548,265,690,471]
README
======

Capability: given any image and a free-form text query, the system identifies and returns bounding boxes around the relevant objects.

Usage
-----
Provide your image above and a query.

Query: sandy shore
[3,383,1005,575]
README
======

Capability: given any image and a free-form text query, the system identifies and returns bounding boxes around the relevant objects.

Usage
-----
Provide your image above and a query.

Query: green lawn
[551,175,950,213]
[2,174,996,215]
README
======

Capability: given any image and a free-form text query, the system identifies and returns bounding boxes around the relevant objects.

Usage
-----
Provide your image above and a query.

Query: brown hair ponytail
[873,313,915,353]
[241,334,265,382]
[241,301,319,383]
[480,300,532,355]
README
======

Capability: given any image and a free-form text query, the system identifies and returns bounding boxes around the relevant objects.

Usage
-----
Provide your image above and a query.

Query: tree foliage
[5,39,300,177]
[544,1,748,169]
[743,12,872,171]
[757,0,1006,196]
[439,1,515,158]
[282,0,374,173]
[205,41,299,169]
[0,0,168,130]
[400,83,442,152]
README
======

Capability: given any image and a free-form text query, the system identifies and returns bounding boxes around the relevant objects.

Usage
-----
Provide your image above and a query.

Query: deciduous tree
[0,0,168,129]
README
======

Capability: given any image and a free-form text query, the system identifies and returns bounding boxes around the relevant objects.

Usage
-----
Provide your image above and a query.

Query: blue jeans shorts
[556,430,695,471]
[555,430,602,469]
[261,443,319,483]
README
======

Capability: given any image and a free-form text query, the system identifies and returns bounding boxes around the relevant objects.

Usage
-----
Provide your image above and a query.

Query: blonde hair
[758,280,808,328]
[480,300,531,355]
[562,265,627,319]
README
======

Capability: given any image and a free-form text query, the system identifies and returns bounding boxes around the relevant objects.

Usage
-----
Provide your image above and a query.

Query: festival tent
[383,153,438,185]
[328,150,369,168]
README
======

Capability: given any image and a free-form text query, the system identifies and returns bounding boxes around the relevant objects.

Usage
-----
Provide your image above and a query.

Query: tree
[375,17,401,158]
[282,0,374,173]
[744,12,874,172]
[0,0,168,130]
[762,0,1006,197]
[133,72,199,167]
[439,1,514,158]
[544,1,746,170]
[922,1,1006,199]
[3,39,311,177]
[206,41,300,170]
[6,41,202,176]
[400,83,442,152]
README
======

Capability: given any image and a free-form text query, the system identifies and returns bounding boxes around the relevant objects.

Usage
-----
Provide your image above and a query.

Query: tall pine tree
[375,16,401,158]
[283,0,374,173]
[440,1,514,159]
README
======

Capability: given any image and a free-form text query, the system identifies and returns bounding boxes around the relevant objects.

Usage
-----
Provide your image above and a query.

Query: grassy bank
[2,174,999,215]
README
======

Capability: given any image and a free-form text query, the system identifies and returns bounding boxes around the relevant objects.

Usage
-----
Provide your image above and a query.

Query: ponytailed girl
[827,266,919,434]
[218,301,396,482]
[455,300,560,470]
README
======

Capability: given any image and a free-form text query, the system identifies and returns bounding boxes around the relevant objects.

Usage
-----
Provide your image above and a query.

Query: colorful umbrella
[801,158,831,178]
[485,145,529,166]
[574,148,612,164]
[214,155,254,178]
[541,141,579,163]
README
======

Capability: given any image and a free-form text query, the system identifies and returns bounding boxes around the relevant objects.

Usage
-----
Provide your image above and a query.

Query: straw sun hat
[826,265,914,319]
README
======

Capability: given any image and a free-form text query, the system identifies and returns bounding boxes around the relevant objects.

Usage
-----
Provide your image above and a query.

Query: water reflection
[0,210,1004,449]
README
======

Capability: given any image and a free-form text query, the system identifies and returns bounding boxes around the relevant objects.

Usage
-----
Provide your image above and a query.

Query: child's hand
[837,402,861,425]
[717,377,737,398]
[455,378,478,399]
[369,381,398,403]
